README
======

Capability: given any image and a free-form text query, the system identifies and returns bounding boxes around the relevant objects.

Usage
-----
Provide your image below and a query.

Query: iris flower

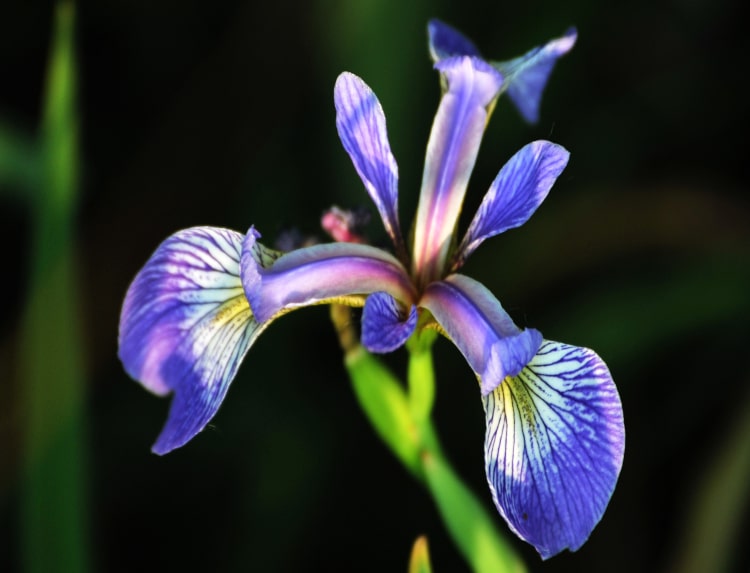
[119,20,624,558]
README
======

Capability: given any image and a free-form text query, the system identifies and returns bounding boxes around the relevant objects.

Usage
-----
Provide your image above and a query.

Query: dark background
[1,0,748,571]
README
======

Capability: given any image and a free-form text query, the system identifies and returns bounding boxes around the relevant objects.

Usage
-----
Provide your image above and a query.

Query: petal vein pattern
[335,72,403,252]
[118,227,266,454]
[454,140,569,269]
[483,340,625,558]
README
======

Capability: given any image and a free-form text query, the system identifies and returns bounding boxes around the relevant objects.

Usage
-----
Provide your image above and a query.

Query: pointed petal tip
[454,139,570,268]
[427,18,481,62]
[334,71,403,249]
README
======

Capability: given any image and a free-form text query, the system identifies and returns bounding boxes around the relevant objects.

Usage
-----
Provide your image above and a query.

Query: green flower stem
[406,327,437,427]
[344,345,422,478]
[333,305,525,572]
[422,451,526,573]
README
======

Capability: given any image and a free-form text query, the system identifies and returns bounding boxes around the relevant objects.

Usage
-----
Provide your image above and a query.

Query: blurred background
[1,0,748,571]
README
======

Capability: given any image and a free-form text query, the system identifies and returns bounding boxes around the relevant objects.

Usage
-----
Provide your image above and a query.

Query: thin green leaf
[344,346,422,477]
[423,452,526,573]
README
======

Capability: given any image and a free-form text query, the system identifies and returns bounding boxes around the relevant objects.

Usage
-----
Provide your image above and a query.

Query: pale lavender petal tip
[118,226,259,454]
[496,27,578,124]
[484,340,624,558]
[428,18,481,62]
[455,140,570,268]
[361,292,417,353]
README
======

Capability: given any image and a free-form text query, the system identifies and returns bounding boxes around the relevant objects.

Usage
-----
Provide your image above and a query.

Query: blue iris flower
[119,20,624,559]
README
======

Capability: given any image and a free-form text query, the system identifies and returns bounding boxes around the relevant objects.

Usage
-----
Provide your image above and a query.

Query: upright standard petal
[241,229,416,324]
[493,27,577,124]
[118,227,264,454]
[483,340,624,558]
[412,57,504,287]
[335,72,404,255]
[453,141,569,270]
[427,19,481,62]
[361,292,417,353]
[420,274,542,395]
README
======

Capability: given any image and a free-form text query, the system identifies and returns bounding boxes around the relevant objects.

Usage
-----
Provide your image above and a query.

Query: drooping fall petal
[118,227,265,454]
[483,340,624,558]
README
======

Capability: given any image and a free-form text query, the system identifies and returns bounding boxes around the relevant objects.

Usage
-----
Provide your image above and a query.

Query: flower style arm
[420,274,542,396]
[118,227,268,454]
[483,340,624,558]
[241,228,416,324]
[411,56,504,287]
[453,140,570,270]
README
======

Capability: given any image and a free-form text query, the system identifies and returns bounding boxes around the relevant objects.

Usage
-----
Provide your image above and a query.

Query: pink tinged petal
[427,19,481,62]
[335,72,404,254]
[453,141,570,269]
[118,227,264,454]
[412,57,504,287]
[494,27,578,124]
[420,274,542,395]
[241,228,416,324]
[483,340,624,558]
[361,292,417,353]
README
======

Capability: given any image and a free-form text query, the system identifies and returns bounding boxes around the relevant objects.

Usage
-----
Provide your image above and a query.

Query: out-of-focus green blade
[423,452,526,573]
[668,388,750,573]
[20,3,90,573]
[0,123,40,195]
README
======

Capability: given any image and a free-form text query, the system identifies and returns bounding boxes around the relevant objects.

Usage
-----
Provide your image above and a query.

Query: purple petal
[241,229,416,324]
[118,227,263,454]
[494,27,577,124]
[335,72,404,254]
[428,19,481,62]
[361,292,417,353]
[412,57,504,287]
[483,340,624,558]
[453,141,569,269]
[420,274,542,395]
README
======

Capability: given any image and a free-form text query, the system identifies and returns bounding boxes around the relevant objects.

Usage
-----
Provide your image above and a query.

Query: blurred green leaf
[0,122,40,195]
[550,256,750,364]
[408,535,433,573]
[423,452,526,573]
[20,3,90,573]
[668,387,750,573]
[345,346,422,477]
